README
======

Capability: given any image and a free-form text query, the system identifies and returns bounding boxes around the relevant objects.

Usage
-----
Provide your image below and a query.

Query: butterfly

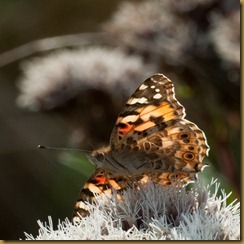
[73,73,209,221]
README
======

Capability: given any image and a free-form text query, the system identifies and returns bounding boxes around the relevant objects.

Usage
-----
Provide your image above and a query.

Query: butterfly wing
[73,169,127,221]
[109,73,209,185]
[73,73,209,220]
[110,73,185,149]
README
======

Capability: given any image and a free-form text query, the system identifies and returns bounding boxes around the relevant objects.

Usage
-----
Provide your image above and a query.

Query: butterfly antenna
[88,142,96,151]
[38,145,91,154]
[88,141,100,156]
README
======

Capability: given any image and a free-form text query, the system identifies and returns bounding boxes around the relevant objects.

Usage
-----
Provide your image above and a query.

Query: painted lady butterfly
[73,73,209,221]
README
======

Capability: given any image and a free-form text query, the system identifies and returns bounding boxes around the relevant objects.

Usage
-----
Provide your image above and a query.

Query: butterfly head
[89,146,111,168]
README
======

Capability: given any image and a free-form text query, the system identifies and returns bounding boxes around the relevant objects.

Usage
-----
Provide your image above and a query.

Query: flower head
[210,10,240,68]
[23,179,240,240]
[103,0,197,64]
[17,47,157,111]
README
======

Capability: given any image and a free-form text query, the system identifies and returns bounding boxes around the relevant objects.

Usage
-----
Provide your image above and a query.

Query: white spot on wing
[151,77,157,83]
[121,114,139,123]
[139,84,148,90]
[127,97,148,104]
[153,93,162,99]
[127,97,139,104]
[138,97,148,104]
[155,88,160,92]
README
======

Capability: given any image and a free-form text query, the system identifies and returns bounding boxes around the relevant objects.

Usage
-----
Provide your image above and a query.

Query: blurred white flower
[103,0,197,64]
[210,10,240,68]
[169,0,218,12]
[23,179,240,240]
[17,47,157,111]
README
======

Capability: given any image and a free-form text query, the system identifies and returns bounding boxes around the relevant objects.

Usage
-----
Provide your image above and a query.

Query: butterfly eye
[96,153,105,162]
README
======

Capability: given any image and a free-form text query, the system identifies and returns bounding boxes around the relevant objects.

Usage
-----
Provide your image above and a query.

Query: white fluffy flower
[23,179,240,240]
[17,47,157,111]
[210,10,240,67]
[103,0,197,64]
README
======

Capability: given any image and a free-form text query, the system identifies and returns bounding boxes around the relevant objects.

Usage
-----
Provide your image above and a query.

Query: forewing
[110,73,185,150]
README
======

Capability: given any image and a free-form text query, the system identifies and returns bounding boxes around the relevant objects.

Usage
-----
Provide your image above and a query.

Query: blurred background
[0,0,240,240]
